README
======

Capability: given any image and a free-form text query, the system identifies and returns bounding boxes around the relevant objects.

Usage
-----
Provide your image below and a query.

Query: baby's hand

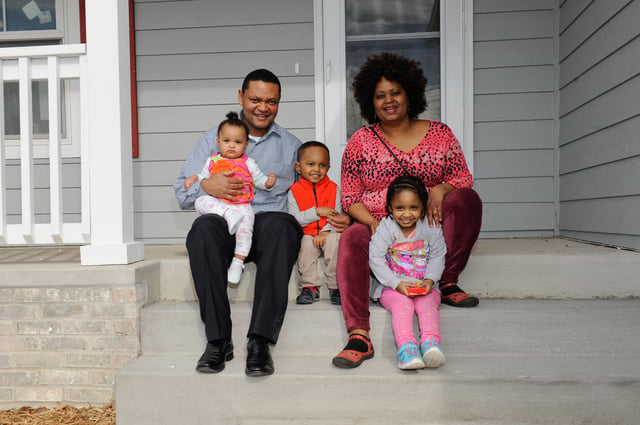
[316,207,338,218]
[184,175,198,190]
[265,172,277,189]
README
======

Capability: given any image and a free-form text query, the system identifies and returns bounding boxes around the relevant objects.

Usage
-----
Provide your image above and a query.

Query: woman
[332,52,482,369]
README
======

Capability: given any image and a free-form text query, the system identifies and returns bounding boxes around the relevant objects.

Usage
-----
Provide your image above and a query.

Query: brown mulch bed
[0,402,114,425]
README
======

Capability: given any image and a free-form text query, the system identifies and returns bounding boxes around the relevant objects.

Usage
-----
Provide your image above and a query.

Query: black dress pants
[186,212,302,344]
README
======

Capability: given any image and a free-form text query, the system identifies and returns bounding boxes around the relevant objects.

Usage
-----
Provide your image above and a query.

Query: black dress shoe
[245,336,274,377]
[196,338,233,373]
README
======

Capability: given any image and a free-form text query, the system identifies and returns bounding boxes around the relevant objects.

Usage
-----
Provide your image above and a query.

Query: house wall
[132,0,317,244]
[132,0,567,244]
[473,0,559,238]
[558,0,640,250]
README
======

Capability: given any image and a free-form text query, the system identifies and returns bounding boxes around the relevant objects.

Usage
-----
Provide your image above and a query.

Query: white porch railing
[0,44,89,245]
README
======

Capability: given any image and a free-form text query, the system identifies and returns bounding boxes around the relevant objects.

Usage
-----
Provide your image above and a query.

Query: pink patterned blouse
[340,121,473,220]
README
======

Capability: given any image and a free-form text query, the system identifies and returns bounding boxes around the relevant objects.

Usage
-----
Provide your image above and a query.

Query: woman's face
[373,77,409,123]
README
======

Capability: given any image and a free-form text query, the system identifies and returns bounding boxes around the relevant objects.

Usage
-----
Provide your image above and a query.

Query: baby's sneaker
[397,342,425,370]
[225,210,243,235]
[227,258,244,284]
[420,338,445,368]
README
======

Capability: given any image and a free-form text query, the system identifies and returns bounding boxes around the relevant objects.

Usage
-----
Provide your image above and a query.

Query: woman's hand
[426,183,455,227]
[327,213,351,233]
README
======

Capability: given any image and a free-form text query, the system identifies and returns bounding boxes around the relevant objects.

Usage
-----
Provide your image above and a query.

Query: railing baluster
[18,57,35,242]
[48,56,63,241]
[0,60,6,242]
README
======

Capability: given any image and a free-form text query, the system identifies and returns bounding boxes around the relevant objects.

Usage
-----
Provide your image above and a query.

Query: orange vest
[289,177,337,236]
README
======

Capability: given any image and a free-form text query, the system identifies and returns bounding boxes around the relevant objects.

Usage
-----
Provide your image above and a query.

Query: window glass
[4,0,57,32]
[345,0,440,138]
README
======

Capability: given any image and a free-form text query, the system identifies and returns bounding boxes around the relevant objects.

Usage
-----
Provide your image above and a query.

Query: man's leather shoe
[245,336,274,377]
[196,338,233,373]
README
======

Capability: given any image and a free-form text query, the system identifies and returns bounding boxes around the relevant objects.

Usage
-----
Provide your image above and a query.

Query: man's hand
[200,170,245,202]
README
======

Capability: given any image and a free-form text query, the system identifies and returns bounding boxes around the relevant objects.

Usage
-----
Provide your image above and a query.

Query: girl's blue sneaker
[420,338,445,368]
[397,342,425,370]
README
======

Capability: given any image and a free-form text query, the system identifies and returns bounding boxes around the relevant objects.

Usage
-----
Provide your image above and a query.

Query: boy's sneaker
[397,342,425,370]
[227,258,244,284]
[420,338,445,368]
[329,289,341,305]
[296,287,320,304]
[225,210,243,235]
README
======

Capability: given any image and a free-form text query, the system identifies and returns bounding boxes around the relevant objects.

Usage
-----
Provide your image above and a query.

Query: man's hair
[297,141,330,162]
[241,69,282,94]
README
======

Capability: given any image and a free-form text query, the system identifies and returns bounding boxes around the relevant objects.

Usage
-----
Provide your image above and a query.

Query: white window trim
[314,0,474,181]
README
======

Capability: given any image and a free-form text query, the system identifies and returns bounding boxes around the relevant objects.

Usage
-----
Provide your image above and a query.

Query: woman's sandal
[440,282,479,308]
[332,333,374,369]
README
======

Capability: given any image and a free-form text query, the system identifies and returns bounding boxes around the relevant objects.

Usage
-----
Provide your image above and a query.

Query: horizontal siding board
[475,120,555,151]
[560,156,640,201]
[480,230,555,238]
[475,93,554,122]
[481,202,556,231]
[559,0,591,33]
[474,0,554,13]
[135,211,197,239]
[475,177,555,203]
[4,188,81,215]
[134,0,313,30]
[4,162,80,189]
[559,74,640,143]
[559,116,640,174]
[474,66,554,94]
[137,132,206,161]
[136,50,314,82]
[560,196,640,235]
[474,10,554,41]
[475,38,555,68]
[134,186,181,213]
[559,0,640,87]
[475,150,555,178]
[560,230,640,251]
[137,101,315,134]
[559,0,632,61]
[560,37,640,115]
[136,23,313,56]
[137,76,315,107]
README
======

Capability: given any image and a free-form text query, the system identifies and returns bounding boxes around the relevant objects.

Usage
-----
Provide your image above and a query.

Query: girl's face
[389,190,423,234]
[217,125,248,159]
[373,77,409,123]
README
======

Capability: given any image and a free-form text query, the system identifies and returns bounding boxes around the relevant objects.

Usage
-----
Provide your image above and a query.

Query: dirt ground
[0,402,114,425]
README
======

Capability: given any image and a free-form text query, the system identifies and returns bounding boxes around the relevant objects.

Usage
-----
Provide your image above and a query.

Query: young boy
[288,141,344,305]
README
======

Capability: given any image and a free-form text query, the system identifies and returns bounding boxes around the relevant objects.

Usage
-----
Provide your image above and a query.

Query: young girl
[369,175,447,370]
[184,112,276,284]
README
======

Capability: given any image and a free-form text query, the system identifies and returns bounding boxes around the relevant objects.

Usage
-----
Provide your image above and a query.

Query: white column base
[80,242,144,266]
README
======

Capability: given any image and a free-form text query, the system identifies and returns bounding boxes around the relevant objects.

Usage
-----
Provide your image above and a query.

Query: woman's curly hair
[352,52,428,124]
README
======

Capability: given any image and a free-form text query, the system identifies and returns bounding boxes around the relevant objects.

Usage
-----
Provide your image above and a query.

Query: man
[174,69,307,376]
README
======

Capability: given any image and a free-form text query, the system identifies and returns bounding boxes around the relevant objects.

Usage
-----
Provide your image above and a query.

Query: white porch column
[80,1,144,265]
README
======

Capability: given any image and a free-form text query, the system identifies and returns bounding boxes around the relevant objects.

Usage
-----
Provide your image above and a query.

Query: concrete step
[146,238,640,303]
[116,299,640,425]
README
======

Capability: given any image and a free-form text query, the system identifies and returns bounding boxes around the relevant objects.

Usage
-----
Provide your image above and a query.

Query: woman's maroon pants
[337,188,482,332]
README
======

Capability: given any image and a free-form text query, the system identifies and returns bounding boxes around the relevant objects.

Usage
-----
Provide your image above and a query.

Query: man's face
[238,80,280,137]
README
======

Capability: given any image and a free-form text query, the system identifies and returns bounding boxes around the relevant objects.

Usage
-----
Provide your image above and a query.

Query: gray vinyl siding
[558,0,640,250]
[473,0,558,238]
[132,0,316,243]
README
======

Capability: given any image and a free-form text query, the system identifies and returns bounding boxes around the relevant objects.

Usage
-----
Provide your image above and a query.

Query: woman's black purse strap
[369,125,412,176]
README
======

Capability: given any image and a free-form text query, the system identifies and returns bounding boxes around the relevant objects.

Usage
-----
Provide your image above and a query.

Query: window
[1,0,81,159]
[316,0,473,180]
[345,0,440,137]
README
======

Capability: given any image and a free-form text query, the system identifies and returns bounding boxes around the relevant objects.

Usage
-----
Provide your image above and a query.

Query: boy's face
[217,125,248,159]
[295,146,330,184]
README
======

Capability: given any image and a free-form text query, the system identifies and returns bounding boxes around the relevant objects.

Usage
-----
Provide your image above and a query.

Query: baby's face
[217,125,248,159]
[295,146,330,184]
